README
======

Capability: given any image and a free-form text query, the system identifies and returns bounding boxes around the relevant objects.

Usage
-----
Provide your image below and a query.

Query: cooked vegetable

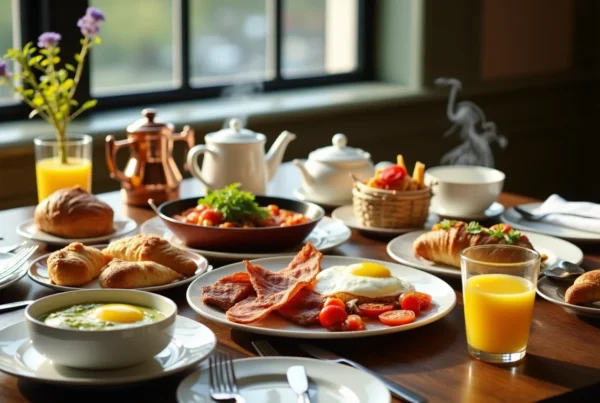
[378,310,416,326]
[198,183,268,223]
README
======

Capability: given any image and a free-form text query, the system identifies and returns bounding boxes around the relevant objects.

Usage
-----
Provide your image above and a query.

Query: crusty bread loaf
[99,259,183,289]
[47,242,110,286]
[565,270,600,305]
[103,234,197,276]
[34,186,114,238]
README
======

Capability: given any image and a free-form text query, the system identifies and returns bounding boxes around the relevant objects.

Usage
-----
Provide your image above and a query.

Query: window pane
[282,0,358,78]
[0,0,15,104]
[190,0,269,87]
[90,0,177,96]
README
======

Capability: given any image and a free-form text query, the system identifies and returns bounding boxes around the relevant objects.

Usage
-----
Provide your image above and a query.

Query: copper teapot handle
[105,135,132,189]
[170,125,195,171]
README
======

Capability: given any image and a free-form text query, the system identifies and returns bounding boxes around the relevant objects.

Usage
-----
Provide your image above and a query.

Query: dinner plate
[386,230,584,278]
[28,244,210,292]
[501,203,600,242]
[429,202,505,221]
[0,252,28,291]
[187,255,456,339]
[331,205,438,236]
[536,276,600,318]
[0,316,216,386]
[177,357,391,403]
[140,216,351,260]
[16,217,138,245]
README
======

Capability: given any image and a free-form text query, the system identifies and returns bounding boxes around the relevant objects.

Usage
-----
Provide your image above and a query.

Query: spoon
[542,260,585,280]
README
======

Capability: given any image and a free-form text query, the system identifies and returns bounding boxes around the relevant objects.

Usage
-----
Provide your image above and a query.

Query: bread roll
[565,270,600,305]
[34,186,114,238]
[47,242,110,286]
[99,259,183,288]
[103,235,197,276]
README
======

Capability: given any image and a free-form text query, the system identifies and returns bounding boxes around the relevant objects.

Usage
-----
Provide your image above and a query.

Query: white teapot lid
[206,118,266,143]
[308,134,371,162]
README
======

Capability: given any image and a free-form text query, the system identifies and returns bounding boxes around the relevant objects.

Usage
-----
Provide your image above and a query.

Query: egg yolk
[350,262,391,278]
[94,304,144,323]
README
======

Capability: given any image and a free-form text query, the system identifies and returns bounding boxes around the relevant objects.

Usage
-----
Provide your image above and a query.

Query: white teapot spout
[265,130,296,181]
[292,159,313,185]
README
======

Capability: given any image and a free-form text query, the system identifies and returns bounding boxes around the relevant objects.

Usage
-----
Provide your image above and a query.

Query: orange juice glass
[461,244,540,363]
[34,135,93,201]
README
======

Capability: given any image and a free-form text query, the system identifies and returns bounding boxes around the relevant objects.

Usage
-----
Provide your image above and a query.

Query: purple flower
[37,32,61,48]
[0,60,11,79]
[77,7,105,38]
[86,7,106,22]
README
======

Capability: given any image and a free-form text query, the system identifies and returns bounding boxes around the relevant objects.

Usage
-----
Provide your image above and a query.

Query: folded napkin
[532,194,600,234]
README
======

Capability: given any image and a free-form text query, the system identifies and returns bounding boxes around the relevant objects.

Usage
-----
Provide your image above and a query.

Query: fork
[251,340,280,357]
[0,241,27,254]
[208,354,245,402]
[514,206,596,222]
[0,245,38,284]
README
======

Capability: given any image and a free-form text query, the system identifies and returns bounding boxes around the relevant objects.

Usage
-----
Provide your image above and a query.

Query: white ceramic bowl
[426,165,505,216]
[25,289,177,369]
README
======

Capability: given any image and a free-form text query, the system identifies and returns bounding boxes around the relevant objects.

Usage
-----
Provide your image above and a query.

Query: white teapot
[293,134,374,204]
[187,118,296,194]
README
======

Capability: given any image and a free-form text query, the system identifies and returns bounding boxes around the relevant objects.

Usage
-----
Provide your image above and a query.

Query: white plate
[537,276,600,318]
[386,230,584,278]
[0,316,216,386]
[430,202,505,221]
[293,187,347,208]
[177,357,391,403]
[16,217,138,245]
[331,205,438,236]
[140,216,351,260]
[187,255,456,339]
[502,203,600,242]
[0,252,28,291]
[28,244,210,292]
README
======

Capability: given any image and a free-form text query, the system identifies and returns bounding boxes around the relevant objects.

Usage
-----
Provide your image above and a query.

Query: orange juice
[36,157,92,201]
[464,274,535,354]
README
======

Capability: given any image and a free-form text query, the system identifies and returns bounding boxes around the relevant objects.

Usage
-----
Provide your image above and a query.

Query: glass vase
[34,134,93,202]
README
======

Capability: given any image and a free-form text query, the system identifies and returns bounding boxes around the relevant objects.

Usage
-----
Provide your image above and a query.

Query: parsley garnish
[504,229,523,244]
[198,183,269,223]
[466,221,484,234]
[437,219,456,230]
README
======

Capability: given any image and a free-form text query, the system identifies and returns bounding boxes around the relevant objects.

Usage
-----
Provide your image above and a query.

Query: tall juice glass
[461,245,540,363]
[34,135,93,202]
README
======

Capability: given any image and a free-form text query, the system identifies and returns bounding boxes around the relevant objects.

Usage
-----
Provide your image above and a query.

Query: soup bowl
[25,289,177,369]
[426,165,505,216]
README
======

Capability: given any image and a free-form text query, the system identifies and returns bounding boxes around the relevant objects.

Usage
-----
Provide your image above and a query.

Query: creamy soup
[40,303,164,330]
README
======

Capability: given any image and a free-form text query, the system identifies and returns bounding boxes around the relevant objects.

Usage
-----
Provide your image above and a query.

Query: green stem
[56,126,68,165]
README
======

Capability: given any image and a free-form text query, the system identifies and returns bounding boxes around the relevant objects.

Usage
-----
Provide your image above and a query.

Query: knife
[299,344,427,403]
[286,365,311,403]
[0,300,33,314]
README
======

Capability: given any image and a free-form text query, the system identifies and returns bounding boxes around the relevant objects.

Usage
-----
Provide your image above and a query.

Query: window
[0,0,369,119]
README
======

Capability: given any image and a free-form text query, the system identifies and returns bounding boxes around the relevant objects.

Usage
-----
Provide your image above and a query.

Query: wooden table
[0,164,598,403]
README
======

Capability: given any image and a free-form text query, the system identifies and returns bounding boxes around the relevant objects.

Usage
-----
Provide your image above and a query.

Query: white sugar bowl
[293,134,374,205]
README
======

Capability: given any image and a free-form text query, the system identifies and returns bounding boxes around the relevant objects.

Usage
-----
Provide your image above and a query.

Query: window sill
[0,82,435,151]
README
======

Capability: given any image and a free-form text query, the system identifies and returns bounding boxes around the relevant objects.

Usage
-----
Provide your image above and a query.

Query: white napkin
[532,194,600,234]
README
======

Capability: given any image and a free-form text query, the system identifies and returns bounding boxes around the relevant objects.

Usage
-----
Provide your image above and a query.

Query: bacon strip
[278,288,323,325]
[201,272,255,311]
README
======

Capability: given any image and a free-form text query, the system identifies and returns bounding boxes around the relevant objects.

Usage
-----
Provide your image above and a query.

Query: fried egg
[93,304,145,323]
[313,262,414,302]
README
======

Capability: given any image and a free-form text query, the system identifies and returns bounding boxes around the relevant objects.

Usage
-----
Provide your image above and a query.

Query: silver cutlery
[208,354,245,403]
[543,260,585,280]
[514,206,595,222]
[0,245,37,284]
[0,241,27,254]
[0,300,33,313]
[299,344,427,403]
[287,365,312,403]
[251,340,280,357]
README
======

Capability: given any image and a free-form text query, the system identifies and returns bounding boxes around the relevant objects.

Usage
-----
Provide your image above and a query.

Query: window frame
[0,0,373,121]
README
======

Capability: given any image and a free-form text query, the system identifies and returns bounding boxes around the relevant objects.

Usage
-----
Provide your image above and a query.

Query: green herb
[504,229,523,244]
[486,226,506,239]
[198,183,269,223]
[466,221,484,234]
[437,219,456,230]
[485,225,523,244]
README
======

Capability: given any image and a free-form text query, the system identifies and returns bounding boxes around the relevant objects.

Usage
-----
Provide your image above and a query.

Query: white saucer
[16,217,138,245]
[331,205,437,236]
[177,356,391,403]
[429,202,505,221]
[537,276,600,318]
[0,316,216,386]
[293,188,347,208]
[27,244,210,292]
[0,252,28,291]
[386,230,584,278]
[140,216,351,260]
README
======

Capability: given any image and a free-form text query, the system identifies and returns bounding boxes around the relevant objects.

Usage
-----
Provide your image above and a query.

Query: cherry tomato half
[344,315,365,331]
[378,310,416,326]
[406,292,432,310]
[319,305,348,328]
[358,303,394,318]
[324,297,346,310]
[400,294,421,314]
[491,224,512,234]
[377,165,407,185]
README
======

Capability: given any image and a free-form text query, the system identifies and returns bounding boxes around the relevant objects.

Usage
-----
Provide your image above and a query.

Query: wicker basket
[352,178,432,229]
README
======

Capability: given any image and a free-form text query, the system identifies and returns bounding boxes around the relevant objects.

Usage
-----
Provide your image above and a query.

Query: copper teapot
[105,108,195,206]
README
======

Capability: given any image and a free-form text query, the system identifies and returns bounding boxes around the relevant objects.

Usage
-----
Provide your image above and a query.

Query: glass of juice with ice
[461,244,540,363]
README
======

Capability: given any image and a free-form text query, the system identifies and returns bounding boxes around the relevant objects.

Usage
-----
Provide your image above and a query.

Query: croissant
[413,221,535,268]
[47,242,110,286]
[565,270,600,305]
[99,259,183,289]
[103,234,197,276]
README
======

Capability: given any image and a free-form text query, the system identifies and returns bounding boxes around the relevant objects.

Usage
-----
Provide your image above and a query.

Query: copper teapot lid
[127,108,174,134]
